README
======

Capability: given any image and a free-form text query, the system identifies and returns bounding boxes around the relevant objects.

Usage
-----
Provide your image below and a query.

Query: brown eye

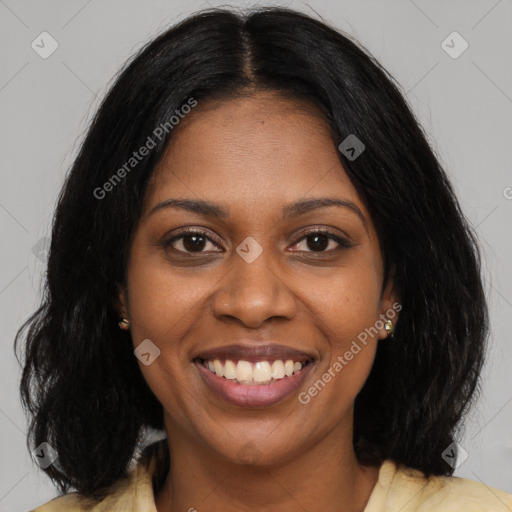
[182,233,207,252]
[290,229,353,253]
[304,233,330,251]
[164,230,221,253]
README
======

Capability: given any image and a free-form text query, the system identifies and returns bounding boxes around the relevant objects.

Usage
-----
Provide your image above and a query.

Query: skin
[118,91,399,512]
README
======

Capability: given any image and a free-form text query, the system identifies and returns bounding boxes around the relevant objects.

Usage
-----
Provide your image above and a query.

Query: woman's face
[119,92,398,465]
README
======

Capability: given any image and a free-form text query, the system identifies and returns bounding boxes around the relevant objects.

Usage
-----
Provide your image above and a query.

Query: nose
[211,249,297,329]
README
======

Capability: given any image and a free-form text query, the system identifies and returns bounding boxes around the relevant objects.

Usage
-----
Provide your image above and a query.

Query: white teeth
[253,361,272,383]
[236,360,253,382]
[213,359,224,377]
[271,360,285,379]
[223,360,237,380]
[204,358,306,384]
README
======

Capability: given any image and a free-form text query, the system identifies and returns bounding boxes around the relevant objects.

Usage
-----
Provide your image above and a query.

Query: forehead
[144,93,366,219]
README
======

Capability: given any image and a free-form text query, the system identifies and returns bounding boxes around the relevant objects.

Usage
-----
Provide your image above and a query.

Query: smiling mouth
[197,358,315,386]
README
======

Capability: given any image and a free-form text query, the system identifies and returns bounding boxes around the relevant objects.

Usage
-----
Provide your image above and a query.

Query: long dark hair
[15,6,488,501]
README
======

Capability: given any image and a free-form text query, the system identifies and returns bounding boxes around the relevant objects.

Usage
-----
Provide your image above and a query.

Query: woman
[16,6,512,511]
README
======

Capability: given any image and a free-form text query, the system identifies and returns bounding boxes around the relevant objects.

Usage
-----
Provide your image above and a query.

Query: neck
[154,420,380,512]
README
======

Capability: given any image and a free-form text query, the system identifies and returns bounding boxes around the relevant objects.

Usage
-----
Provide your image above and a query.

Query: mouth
[197,357,313,385]
[192,344,316,408]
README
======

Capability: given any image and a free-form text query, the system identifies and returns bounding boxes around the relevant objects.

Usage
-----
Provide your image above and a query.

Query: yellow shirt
[32,455,512,511]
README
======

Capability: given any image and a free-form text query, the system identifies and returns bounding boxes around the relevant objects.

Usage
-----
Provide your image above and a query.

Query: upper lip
[193,343,316,363]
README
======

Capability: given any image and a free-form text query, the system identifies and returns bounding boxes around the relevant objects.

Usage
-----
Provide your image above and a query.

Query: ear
[115,284,129,321]
[378,273,401,340]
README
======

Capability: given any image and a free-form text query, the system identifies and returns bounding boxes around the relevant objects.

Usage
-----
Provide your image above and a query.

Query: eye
[163,227,353,256]
[164,229,222,253]
[289,229,353,253]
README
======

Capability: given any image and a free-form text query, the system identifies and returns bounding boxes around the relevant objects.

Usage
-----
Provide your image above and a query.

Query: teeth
[204,358,306,384]
[253,361,272,383]
[223,360,237,380]
[213,359,224,378]
[271,360,285,379]
[236,360,253,382]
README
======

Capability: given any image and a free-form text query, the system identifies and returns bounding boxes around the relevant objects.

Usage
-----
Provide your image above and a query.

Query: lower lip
[194,361,314,408]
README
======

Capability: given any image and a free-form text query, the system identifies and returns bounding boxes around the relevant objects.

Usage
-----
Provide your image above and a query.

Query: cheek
[300,257,382,395]
[299,288,380,424]
[306,257,383,345]
[126,247,214,346]
[125,255,211,425]
[124,249,219,413]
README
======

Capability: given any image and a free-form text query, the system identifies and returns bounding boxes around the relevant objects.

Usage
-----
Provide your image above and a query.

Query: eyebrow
[148,197,367,229]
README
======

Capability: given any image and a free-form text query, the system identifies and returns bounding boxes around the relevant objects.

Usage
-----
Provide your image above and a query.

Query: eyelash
[163,227,354,255]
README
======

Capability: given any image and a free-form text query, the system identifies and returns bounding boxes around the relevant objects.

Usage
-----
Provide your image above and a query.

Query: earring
[118,318,130,330]
[384,319,394,338]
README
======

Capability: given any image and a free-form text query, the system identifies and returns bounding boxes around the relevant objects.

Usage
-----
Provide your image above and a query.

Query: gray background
[1,0,511,509]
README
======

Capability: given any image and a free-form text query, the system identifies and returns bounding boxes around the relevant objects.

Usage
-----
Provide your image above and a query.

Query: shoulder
[367,459,512,511]
[30,456,157,512]
[29,492,97,512]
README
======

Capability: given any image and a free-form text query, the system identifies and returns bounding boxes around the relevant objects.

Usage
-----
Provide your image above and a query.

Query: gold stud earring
[384,319,394,338]
[118,318,130,330]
